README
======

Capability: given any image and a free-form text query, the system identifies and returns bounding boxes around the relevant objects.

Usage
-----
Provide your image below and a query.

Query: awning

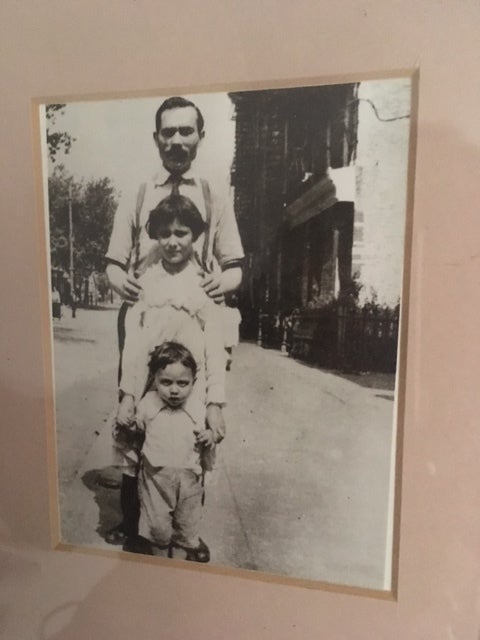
[284,165,356,229]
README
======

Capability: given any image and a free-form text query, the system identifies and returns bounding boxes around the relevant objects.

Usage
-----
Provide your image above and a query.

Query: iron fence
[258,303,399,374]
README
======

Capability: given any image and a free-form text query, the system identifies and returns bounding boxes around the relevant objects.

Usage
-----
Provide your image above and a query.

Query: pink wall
[2,2,480,637]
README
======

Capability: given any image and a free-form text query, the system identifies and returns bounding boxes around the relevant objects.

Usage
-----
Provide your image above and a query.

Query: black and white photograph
[39,76,413,592]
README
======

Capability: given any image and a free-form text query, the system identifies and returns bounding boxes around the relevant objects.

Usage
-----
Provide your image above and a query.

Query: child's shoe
[105,522,128,545]
[185,538,210,563]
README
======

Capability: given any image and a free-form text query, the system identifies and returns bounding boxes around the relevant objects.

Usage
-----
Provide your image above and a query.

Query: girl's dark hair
[146,194,206,241]
[147,341,197,378]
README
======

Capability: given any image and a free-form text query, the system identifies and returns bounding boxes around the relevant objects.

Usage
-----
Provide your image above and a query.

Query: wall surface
[355,78,411,305]
[1,1,480,638]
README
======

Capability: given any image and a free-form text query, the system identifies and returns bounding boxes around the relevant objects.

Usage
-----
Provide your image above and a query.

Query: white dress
[120,260,225,426]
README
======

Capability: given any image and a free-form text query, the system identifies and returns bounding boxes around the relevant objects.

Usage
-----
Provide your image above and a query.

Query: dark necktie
[163,174,195,195]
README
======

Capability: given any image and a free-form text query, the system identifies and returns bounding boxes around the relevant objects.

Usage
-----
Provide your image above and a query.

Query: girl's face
[156,218,194,270]
[154,362,195,407]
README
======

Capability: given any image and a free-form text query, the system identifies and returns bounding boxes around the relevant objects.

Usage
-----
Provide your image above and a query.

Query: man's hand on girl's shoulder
[106,264,142,305]
[200,272,225,304]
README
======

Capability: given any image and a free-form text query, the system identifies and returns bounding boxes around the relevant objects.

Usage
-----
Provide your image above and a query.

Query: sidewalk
[57,325,396,590]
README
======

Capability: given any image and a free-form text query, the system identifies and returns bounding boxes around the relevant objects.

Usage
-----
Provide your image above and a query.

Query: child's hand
[194,429,216,449]
[114,420,145,449]
[206,403,226,443]
[117,394,135,426]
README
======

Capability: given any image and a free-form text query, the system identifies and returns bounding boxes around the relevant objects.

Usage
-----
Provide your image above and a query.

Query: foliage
[48,166,118,275]
[298,271,399,317]
[46,104,75,162]
[340,270,363,304]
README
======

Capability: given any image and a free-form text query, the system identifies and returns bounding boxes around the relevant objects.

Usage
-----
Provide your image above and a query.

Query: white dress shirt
[106,164,244,276]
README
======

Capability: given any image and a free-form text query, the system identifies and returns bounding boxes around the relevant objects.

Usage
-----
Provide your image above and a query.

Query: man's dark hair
[155,97,205,135]
[146,194,206,242]
[147,341,197,378]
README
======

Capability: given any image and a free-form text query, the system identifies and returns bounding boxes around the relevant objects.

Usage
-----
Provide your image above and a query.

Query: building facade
[229,84,359,339]
[229,80,410,372]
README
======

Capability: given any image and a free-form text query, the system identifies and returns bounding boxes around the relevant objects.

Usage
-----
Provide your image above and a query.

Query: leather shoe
[105,523,128,545]
[185,538,210,563]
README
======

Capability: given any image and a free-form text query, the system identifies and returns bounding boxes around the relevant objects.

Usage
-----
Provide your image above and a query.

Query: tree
[75,176,118,273]
[46,104,75,162]
[48,166,118,275]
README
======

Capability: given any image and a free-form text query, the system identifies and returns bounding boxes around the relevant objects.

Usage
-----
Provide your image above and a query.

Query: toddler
[135,342,214,560]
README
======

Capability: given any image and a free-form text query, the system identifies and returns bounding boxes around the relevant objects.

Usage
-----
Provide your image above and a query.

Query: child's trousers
[138,459,204,549]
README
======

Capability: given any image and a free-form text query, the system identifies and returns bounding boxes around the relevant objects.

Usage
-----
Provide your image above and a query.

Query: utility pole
[68,184,75,318]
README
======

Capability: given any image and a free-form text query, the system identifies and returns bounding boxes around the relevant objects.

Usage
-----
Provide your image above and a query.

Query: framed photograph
[35,72,415,596]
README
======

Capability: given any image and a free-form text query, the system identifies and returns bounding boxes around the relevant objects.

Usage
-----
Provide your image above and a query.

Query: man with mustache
[104,96,244,552]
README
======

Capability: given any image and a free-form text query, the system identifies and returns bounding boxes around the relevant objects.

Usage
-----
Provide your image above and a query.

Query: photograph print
[39,74,414,593]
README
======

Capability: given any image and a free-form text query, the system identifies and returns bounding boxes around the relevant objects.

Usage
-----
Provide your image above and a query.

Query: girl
[118,194,226,436]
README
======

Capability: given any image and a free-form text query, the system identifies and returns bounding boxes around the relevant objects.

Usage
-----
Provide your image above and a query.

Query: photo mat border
[31,68,419,598]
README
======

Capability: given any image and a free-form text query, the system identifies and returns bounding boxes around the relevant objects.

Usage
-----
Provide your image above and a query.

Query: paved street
[52,307,396,590]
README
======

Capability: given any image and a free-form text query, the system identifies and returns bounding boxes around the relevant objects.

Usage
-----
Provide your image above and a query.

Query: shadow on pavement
[375,393,394,401]
[53,327,96,344]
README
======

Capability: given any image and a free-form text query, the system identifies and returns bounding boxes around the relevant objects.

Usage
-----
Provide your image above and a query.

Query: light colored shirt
[121,260,226,408]
[137,391,202,472]
[105,164,244,276]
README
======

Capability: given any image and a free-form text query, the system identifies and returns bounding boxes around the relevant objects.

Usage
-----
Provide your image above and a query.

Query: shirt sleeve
[105,188,136,268]
[198,302,226,405]
[210,188,244,270]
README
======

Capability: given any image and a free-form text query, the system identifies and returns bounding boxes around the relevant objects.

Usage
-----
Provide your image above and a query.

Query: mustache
[166,146,189,161]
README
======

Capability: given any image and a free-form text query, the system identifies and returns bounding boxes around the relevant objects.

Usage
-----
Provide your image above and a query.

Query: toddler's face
[156,219,194,270]
[154,362,195,408]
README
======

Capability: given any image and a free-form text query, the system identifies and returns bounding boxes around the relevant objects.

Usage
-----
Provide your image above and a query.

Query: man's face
[154,106,203,174]
[154,362,195,408]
